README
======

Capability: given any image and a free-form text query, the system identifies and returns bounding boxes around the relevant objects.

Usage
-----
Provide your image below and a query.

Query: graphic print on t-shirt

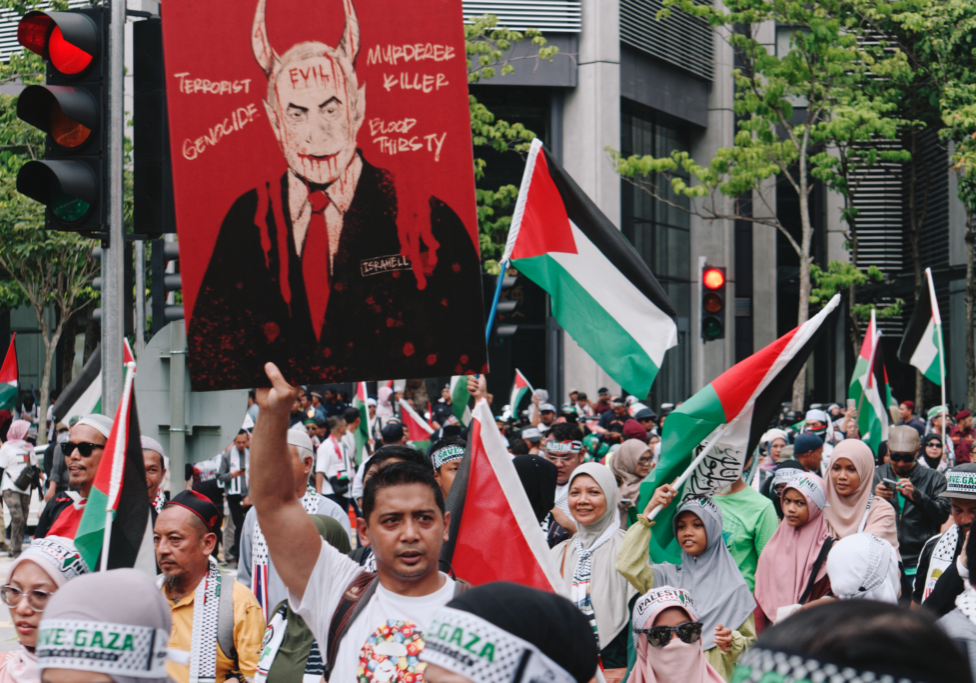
[357,620,425,683]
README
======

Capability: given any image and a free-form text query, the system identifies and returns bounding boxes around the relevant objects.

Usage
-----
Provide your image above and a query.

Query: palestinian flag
[502,139,678,397]
[0,334,18,412]
[509,369,533,419]
[639,294,841,564]
[850,310,893,454]
[441,397,566,594]
[398,397,434,450]
[74,364,153,572]
[899,267,944,385]
[352,382,370,466]
[53,340,136,422]
[449,375,472,427]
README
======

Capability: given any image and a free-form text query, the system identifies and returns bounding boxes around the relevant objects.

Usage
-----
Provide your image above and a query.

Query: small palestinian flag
[398,397,434,450]
[352,382,370,466]
[441,397,566,594]
[509,369,533,419]
[639,294,841,564]
[850,309,893,454]
[74,364,153,572]
[449,375,472,427]
[503,139,678,397]
[899,267,944,386]
[0,334,18,412]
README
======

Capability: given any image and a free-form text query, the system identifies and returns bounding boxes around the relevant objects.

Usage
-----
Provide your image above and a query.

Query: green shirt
[714,485,779,592]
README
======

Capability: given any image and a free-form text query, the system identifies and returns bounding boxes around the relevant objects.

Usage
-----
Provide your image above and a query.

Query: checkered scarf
[571,523,618,642]
[157,557,222,683]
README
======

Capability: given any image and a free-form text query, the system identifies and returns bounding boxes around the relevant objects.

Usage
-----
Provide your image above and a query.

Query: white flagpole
[926,268,950,465]
[100,362,136,572]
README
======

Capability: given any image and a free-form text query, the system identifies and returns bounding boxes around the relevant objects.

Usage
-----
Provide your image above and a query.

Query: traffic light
[15,8,107,232]
[701,264,726,341]
[151,240,183,334]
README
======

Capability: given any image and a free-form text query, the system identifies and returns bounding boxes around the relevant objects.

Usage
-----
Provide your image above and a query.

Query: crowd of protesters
[0,379,974,683]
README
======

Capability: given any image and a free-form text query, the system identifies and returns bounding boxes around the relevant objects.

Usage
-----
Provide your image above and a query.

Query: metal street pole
[134,241,146,357]
[169,321,187,495]
[101,0,126,411]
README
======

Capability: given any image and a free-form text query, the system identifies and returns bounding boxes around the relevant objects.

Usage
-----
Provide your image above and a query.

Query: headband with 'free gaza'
[545,440,582,455]
[37,619,170,678]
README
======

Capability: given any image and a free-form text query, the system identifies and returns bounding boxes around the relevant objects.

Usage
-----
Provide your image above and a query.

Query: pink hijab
[754,473,834,622]
[376,387,394,419]
[627,587,724,683]
[824,439,899,554]
[4,420,30,447]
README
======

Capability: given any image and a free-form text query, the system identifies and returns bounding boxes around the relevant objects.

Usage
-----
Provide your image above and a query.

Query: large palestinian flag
[898,267,944,386]
[74,364,153,572]
[502,139,678,397]
[0,334,18,412]
[508,369,533,419]
[441,398,566,594]
[850,310,893,454]
[398,397,434,450]
[639,294,841,564]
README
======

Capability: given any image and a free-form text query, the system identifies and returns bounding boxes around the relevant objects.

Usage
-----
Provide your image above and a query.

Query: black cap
[381,422,405,442]
[164,490,220,532]
[597,387,609,396]
[634,408,657,421]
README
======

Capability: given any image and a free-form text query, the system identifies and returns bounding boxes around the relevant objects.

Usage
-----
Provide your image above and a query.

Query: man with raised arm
[250,363,467,681]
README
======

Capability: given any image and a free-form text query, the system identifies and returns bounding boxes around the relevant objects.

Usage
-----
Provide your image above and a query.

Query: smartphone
[847,398,856,411]
[883,478,899,491]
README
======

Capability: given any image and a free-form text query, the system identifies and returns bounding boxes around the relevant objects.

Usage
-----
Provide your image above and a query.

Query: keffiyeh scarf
[571,523,618,642]
[153,488,165,514]
[252,486,319,619]
[157,557,223,683]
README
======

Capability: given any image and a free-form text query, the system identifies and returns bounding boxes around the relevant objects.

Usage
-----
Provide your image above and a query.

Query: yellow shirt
[165,579,265,683]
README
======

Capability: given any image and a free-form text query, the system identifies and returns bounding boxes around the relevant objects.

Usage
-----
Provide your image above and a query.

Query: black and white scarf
[571,524,617,641]
[158,557,223,683]
[251,487,319,619]
[153,488,165,514]
[922,524,959,603]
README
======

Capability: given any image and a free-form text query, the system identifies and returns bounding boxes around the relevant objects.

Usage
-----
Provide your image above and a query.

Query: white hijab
[826,533,899,603]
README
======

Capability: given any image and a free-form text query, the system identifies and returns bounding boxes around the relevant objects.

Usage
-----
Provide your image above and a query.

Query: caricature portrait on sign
[161,0,487,390]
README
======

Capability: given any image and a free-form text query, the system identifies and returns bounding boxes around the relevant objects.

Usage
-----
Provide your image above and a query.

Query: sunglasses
[65,441,103,457]
[634,621,703,648]
[1,585,53,611]
[888,453,916,462]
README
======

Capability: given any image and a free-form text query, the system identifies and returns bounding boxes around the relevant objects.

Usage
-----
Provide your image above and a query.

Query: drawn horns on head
[251,0,279,75]
[252,0,360,76]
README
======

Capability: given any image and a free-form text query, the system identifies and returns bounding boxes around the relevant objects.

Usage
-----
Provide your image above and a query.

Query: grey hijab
[652,496,756,651]
[38,568,173,683]
[555,463,636,650]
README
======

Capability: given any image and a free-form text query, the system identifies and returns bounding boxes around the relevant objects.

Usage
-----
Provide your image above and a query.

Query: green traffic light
[50,184,90,221]
[703,316,723,340]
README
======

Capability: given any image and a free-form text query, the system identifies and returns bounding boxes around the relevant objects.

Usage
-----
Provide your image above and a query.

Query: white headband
[422,607,575,683]
[37,619,170,678]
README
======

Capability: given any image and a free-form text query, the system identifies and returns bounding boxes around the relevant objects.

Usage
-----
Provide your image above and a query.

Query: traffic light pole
[101,0,126,411]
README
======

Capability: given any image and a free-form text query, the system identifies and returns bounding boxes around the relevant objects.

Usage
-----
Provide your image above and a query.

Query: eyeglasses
[634,621,703,648]
[1,585,53,611]
[888,453,916,462]
[65,441,102,457]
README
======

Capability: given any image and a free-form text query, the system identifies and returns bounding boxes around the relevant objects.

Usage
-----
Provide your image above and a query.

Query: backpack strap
[798,537,834,605]
[324,572,377,682]
[217,573,237,667]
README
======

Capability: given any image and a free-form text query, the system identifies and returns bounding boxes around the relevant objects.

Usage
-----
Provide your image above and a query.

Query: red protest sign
[161,0,487,390]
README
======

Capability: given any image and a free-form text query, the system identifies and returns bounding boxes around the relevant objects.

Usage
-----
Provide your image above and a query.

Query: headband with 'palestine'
[545,440,582,454]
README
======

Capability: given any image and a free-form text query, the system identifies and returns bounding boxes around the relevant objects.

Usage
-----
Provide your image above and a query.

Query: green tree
[609,0,874,407]
[465,15,558,272]
[0,33,98,444]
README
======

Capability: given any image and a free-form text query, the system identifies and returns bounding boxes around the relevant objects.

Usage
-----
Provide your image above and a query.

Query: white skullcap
[366,398,377,406]
[75,414,114,439]
[805,409,828,423]
[287,429,315,458]
[140,436,165,458]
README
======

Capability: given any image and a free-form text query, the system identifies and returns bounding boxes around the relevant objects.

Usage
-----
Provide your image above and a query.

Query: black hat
[381,422,405,442]
[164,490,220,532]
[634,408,657,421]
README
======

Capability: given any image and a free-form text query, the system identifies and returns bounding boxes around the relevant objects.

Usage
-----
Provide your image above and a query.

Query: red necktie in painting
[303,190,331,340]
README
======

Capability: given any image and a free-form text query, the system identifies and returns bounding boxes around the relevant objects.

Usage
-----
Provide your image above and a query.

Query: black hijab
[512,455,557,524]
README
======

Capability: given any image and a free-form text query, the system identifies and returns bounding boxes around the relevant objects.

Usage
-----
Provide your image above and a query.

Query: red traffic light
[703,267,725,289]
[18,11,98,76]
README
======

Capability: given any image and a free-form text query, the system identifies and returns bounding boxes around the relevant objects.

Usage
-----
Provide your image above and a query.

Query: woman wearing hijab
[825,532,900,603]
[824,439,899,554]
[759,460,806,519]
[920,434,948,473]
[616,488,756,681]
[375,386,394,422]
[0,420,38,558]
[610,440,653,528]
[628,586,724,683]
[758,430,789,488]
[37,568,173,683]
[754,474,835,632]
[513,455,558,524]
[552,463,637,674]
[0,537,89,683]
[421,582,599,683]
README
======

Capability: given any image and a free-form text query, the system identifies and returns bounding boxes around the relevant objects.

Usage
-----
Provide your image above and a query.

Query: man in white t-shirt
[251,363,461,682]
[316,416,353,510]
